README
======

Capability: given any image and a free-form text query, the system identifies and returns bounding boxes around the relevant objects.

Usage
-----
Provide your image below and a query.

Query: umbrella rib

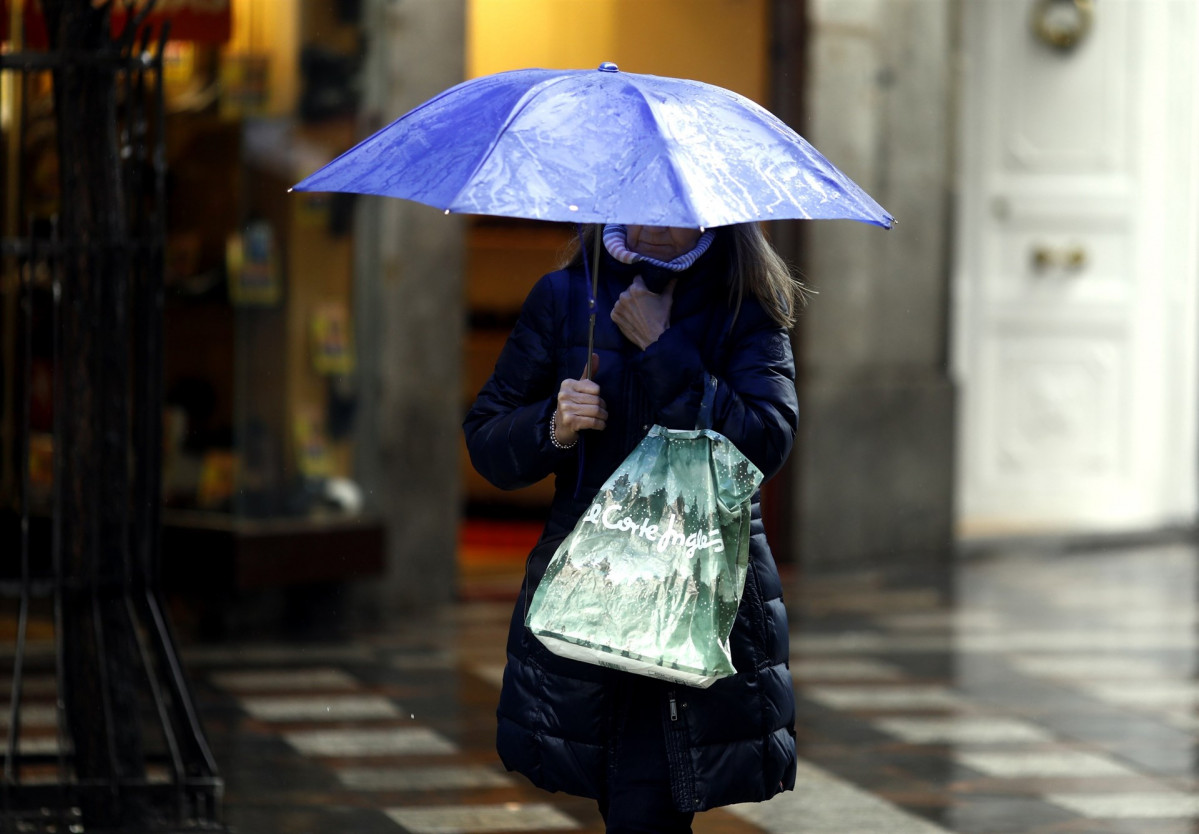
[446,73,580,216]
[625,81,702,228]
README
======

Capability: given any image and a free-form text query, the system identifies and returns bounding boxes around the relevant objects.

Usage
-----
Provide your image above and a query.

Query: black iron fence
[2,3,223,830]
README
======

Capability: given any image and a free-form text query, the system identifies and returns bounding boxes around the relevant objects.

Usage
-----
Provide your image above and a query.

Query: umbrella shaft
[584,230,601,380]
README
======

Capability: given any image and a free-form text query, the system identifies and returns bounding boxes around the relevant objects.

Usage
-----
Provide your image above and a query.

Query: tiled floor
[8,538,1199,832]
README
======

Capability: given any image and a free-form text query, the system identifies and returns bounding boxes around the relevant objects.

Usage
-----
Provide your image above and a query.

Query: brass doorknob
[1063,246,1087,270]
[1032,0,1095,52]
[1031,244,1088,271]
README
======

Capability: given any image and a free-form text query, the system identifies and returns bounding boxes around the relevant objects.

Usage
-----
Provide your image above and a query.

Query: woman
[463,221,800,831]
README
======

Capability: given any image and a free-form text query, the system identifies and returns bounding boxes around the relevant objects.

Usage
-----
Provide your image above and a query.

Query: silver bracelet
[549,410,577,450]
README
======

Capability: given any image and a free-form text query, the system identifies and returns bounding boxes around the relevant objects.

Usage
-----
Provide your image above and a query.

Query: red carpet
[457,519,543,601]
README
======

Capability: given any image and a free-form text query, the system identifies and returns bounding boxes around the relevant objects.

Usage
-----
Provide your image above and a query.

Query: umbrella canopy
[292,63,893,230]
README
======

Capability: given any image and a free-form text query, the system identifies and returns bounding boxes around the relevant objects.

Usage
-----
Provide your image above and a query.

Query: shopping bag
[526,377,763,688]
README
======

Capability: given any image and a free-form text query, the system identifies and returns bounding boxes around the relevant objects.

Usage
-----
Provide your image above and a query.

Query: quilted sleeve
[632,304,798,482]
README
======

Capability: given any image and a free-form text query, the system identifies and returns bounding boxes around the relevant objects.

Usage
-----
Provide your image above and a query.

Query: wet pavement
[8,537,1199,832]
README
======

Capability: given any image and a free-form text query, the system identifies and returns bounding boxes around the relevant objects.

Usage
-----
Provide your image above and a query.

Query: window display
[1,0,383,608]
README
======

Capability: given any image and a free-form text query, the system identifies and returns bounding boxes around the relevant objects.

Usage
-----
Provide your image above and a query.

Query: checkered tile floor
[7,540,1199,832]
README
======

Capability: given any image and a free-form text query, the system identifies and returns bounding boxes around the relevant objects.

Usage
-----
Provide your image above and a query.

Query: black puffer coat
[463,230,798,812]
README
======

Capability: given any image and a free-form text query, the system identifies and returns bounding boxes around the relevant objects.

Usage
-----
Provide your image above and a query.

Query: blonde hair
[563,223,807,330]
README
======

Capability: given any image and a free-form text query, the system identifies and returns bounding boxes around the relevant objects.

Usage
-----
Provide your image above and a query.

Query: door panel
[999,4,1130,174]
[955,0,1199,534]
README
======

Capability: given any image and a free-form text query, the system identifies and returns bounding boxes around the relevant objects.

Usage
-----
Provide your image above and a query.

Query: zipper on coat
[664,689,697,810]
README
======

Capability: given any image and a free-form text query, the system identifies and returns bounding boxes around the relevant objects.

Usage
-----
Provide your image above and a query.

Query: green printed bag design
[526,378,763,688]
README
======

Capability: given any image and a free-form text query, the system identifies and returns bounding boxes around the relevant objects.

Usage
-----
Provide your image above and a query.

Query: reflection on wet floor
[6,541,1199,832]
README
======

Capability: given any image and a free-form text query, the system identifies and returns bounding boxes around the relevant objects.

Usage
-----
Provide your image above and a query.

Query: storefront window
[2,1,383,620]
[154,0,363,521]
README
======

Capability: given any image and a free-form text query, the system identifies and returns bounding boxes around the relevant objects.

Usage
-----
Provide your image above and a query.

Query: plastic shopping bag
[526,393,763,688]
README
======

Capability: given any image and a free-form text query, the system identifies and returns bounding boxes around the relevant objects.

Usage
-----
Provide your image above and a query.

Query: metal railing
[2,3,223,830]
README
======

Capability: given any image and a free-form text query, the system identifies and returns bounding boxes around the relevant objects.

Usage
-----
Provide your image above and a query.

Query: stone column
[354,0,467,613]
[795,0,957,569]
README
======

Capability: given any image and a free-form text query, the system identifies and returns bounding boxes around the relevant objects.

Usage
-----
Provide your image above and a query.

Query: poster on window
[294,408,333,480]
[227,222,282,307]
[310,302,355,377]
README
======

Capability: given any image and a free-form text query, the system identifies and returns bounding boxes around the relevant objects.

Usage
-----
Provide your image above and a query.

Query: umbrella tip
[598,61,619,73]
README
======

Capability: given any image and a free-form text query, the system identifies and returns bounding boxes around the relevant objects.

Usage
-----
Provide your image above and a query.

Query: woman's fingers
[611,275,673,350]
[555,376,608,441]
[564,400,608,424]
[566,378,601,398]
[557,395,608,429]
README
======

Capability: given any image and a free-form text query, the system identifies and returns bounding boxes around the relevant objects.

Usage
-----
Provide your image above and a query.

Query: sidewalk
[8,537,1199,832]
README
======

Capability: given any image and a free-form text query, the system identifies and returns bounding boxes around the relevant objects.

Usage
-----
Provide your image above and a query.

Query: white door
[954,0,1199,535]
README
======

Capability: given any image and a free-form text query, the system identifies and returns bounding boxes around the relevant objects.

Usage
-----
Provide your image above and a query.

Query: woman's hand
[554,353,607,447]
[611,275,676,350]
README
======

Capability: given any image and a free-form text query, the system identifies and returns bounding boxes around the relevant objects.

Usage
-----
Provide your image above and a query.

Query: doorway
[953,1,1199,536]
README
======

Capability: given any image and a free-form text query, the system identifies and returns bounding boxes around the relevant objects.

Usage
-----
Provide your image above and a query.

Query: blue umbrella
[294,62,892,388]
[291,62,893,230]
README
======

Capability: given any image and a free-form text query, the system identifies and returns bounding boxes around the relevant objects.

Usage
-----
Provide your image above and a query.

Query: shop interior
[0,0,773,620]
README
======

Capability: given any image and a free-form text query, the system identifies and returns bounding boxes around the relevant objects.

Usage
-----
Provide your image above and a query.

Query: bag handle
[696,373,718,431]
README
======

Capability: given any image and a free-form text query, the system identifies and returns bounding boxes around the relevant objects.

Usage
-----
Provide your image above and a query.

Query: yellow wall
[462,0,773,511]
[226,0,300,116]
[467,0,770,104]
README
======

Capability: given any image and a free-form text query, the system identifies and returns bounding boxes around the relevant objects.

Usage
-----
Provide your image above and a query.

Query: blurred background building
[1,0,1196,626]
